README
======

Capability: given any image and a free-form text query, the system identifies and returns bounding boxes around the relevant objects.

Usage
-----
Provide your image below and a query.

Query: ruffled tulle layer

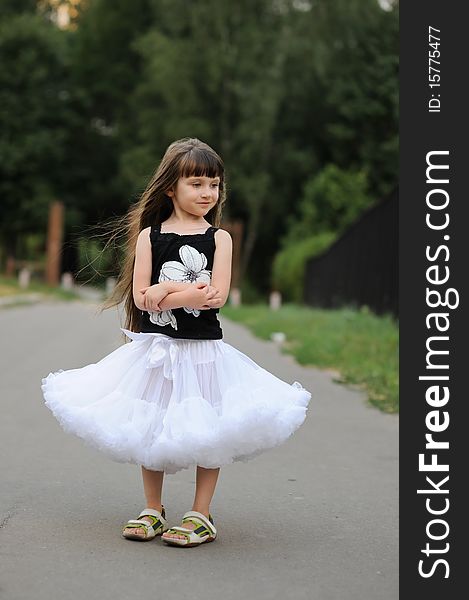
[41,329,312,474]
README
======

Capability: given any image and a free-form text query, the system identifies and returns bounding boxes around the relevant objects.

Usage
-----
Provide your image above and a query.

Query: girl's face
[167,175,220,216]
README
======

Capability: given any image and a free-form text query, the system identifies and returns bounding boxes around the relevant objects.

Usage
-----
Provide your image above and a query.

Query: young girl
[41,137,311,548]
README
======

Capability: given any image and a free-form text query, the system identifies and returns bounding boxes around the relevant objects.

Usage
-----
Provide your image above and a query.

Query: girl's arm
[133,227,231,311]
[158,229,232,311]
[132,228,191,310]
[132,227,153,311]
[142,282,199,311]
[157,284,217,311]
[205,229,232,308]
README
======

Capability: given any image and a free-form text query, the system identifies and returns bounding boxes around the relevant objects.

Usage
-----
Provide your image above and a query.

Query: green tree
[282,164,371,244]
[272,162,371,301]
[125,0,299,281]
[0,0,398,292]
[0,13,70,263]
[62,0,154,223]
[272,231,337,302]
[309,0,398,199]
[0,0,37,18]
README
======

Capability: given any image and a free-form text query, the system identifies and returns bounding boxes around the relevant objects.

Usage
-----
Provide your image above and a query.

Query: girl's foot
[125,516,154,538]
[162,519,199,541]
[124,505,164,538]
[162,510,217,547]
[162,510,210,541]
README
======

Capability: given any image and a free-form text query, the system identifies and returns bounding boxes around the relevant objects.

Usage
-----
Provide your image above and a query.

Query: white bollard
[106,277,117,295]
[229,288,241,307]
[269,290,282,310]
[270,332,286,344]
[61,272,74,290]
[18,268,31,289]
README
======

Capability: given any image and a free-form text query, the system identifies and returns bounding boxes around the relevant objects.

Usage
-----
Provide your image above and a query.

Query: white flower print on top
[149,307,178,330]
[148,244,211,330]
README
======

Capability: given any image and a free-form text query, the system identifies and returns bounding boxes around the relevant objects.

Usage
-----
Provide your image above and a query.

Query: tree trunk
[45,201,64,286]
[4,236,17,277]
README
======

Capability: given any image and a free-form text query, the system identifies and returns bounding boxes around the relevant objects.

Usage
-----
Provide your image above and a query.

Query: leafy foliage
[272,231,337,302]
[282,164,371,245]
[0,0,398,295]
[273,164,371,301]
[0,13,69,248]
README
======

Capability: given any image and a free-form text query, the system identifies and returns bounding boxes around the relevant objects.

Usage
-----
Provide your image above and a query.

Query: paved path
[0,300,398,600]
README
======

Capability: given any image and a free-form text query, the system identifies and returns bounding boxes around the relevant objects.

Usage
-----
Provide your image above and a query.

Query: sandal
[122,506,168,541]
[162,510,217,547]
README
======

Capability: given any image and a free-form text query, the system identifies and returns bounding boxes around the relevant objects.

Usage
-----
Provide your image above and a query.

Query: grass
[0,275,79,303]
[222,303,399,414]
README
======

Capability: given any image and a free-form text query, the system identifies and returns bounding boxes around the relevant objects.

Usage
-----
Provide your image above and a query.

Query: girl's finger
[207,287,219,298]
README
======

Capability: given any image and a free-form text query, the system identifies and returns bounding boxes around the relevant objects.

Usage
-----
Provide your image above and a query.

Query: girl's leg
[125,466,165,537]
[141,466,165,510]
[163,466,220,541]
[192,465,220,515]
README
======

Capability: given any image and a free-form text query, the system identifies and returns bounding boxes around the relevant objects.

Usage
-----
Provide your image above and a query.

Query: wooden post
[5,255,15,277]
[45,201,64,285]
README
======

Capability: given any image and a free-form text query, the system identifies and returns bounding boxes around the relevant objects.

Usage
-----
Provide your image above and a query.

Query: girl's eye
[211,183,219,187]
[192,183,201,187]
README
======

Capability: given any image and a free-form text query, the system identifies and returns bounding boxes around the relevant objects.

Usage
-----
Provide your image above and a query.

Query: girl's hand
[203,285,219,300]
[184,283,220,309]
[200,297,223,309]
[139,283,171,312]
[199,287,223,309]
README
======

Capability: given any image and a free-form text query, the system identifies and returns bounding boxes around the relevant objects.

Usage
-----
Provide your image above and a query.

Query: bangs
[179,147,224,180]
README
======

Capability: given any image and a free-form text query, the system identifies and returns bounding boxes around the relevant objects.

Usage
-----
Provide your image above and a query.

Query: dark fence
[304,188,398,318]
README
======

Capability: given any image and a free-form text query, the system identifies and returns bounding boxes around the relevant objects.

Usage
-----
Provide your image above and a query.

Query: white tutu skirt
[41,329,312,474]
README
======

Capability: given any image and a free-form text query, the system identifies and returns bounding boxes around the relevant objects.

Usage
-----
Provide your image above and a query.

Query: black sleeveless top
[139,223,223,340]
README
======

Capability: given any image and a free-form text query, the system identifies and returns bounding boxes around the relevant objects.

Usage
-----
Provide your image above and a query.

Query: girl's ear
[165,182,176,198]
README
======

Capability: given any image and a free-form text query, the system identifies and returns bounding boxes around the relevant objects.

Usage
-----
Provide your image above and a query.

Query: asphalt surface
[0,300,398,600]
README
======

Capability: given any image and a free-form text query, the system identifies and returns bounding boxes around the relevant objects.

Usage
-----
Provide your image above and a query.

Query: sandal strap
[181,511,216,536]
[138,507,166,520]
[124,519,155,536]
[167,526,196,533]
[125,519,153,527]
[163,523,213,545]
[124,506,167,535]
